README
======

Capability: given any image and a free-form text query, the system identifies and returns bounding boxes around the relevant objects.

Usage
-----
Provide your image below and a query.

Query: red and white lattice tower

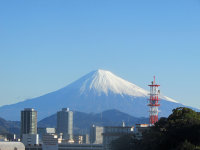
[148,76,160,125]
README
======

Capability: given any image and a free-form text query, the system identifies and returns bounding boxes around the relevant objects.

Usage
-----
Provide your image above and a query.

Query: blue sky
[0,0,200,108]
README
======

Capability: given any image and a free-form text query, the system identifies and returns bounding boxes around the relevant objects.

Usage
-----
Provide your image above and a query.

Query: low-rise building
[42,133,62,150]
[102,126,134,150]
[38,128,56,138]
[22,134,39,146]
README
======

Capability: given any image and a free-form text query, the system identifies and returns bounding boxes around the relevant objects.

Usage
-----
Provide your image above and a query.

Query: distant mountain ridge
[0,109,148,136]
[0,117,20,135]
[0,69,191,121]
[38,109,149,134]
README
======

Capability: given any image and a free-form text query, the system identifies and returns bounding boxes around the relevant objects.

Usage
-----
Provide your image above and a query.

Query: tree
[111,107,200,150]
[110,134,135,150]
[176,140,195,150]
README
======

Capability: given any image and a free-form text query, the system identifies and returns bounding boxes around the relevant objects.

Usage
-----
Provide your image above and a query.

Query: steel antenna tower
[148,76,160,125]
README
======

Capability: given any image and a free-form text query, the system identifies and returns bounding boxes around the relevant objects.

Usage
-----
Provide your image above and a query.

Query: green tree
[110,134,135,150]
[111,107,200,150]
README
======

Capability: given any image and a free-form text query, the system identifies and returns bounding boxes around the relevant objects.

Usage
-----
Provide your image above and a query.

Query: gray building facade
[57,108,73,141]
[21,108,37,136]
[90,125,104,144]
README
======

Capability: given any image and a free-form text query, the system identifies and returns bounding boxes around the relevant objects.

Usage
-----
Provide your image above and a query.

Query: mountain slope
[0,69,187,120]
[0,110,148,136]
[0,117,20,135]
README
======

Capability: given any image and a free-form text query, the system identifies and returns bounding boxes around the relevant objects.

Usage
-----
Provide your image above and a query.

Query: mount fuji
[0,69,186,121]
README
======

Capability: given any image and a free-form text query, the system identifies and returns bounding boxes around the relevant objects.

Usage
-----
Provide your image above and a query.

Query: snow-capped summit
[71,69,148,97]
[0,69,185,121]
[67,69,177,103]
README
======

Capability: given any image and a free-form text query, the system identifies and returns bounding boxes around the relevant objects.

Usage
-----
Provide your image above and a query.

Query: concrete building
[102,126,134,150]
[37,127,55,142]
[42,133,62,150]
[90,125,104,144]
[57,108,73,141]
[22,134,39,146]
[83,134,90,144]
[0,142,25,150]
[38,128,56,136]
[21,108,37,136]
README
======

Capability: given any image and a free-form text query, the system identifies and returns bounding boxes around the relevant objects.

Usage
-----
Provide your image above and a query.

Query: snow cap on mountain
[72,69,148,97]
[68,69,178,103]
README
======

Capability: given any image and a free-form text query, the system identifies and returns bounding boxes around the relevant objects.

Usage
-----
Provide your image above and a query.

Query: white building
[0,142,25,150]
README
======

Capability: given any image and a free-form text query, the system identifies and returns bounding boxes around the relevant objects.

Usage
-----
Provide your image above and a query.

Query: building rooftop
[62,108,70,112]
[24,108,35,111]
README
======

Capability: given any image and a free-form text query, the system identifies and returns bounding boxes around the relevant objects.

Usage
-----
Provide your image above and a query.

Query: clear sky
[0,0,200,108]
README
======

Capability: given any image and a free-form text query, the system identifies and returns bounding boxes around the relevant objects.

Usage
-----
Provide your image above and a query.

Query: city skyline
[0,0,200,109]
